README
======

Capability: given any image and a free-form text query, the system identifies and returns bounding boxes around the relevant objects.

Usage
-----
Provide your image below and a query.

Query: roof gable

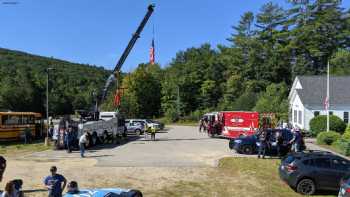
[294,76,350,107]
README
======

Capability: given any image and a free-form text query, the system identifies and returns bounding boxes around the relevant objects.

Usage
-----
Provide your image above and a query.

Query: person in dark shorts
[43,166,67,197]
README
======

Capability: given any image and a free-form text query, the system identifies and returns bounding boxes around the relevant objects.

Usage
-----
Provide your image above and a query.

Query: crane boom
[97,4,155,114]
[113,4,155,73]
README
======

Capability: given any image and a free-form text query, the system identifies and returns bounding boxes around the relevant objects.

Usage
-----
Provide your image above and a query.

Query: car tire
[229,140,234,149]
[135,129,141,136]
[241,145,253,155]
[296,179,316,195]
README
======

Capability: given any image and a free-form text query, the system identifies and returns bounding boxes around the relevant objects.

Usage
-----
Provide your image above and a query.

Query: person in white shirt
[79,131,88,158]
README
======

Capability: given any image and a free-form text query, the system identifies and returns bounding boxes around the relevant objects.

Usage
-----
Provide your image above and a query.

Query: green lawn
[152,157,336,197]
[0,140,51,156]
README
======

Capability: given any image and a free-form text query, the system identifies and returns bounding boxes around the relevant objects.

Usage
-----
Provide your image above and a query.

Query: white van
[99,111,118,121]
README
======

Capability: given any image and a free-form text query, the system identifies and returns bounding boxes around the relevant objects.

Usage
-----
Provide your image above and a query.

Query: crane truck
[55,4,155,149]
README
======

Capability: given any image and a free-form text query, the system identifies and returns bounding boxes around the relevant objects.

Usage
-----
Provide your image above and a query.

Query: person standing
[79,131,88,158]
[43,166,67,197]
[150,127,156,141]
[65,127,74,153]
[198,118,204,132]
[289,128,304,152]
[276,130,284,158]
[257,129,268,159]
[23,126,32,144]
[0,156,6,182]
[52,125,59,149]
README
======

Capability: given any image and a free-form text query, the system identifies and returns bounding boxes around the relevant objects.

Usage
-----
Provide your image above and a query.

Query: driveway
[24,125,233,167]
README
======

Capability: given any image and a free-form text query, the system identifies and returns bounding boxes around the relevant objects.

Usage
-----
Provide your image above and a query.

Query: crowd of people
[0,159,80,197]
[198,117,221,136]
[48,123,89,158]
[256,127,305,159]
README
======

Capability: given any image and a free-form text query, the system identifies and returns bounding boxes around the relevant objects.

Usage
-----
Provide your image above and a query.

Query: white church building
[289,76,350,131]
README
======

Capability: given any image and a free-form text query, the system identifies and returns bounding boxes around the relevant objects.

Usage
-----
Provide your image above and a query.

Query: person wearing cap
[43,166,67,197]
[0,156,6,183]
[289,127,303,152]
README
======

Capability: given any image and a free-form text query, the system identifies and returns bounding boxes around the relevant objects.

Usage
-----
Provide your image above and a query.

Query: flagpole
[327,61,330,132]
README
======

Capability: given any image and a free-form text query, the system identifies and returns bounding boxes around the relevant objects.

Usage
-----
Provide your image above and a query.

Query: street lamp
[45,67,54,146]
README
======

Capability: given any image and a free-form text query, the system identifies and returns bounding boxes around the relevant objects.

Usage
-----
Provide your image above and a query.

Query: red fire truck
[202,111,259,139]
[219,111,259,138]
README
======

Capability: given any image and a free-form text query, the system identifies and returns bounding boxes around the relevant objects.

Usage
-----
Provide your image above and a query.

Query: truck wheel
[123,131,127,138]
[103,131,109,144]
[135,129,141,136]
[92,133,98,146]
[115,134,121,144]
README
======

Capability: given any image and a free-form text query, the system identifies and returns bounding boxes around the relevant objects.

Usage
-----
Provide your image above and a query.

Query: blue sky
[1,0,349,72]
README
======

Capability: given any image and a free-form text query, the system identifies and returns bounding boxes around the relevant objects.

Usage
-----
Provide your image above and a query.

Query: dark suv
[229,129,293,156]
[279,150,350,195]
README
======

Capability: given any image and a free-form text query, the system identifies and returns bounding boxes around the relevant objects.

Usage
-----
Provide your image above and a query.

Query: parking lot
[1,125,340,197]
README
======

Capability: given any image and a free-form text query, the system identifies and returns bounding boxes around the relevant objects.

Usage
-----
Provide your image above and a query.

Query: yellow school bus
[0,112,43,141]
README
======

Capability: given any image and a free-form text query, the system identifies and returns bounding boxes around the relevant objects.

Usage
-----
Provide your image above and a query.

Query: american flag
[324,96,329,110]
[150,39,155,64]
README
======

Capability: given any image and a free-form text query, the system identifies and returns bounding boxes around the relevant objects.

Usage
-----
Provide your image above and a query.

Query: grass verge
[152,157,335,197]
[0,140,51,156]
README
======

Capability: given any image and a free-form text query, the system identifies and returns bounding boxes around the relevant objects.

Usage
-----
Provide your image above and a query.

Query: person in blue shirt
[44,166,67,197]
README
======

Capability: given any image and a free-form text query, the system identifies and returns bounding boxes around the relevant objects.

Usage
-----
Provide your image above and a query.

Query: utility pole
[45,67,54,146]
[327,61,330,132]
[177,85,180,117]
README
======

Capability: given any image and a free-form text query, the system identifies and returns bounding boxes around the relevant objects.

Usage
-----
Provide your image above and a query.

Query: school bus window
[3,115,21,125]
[24,115,35,124]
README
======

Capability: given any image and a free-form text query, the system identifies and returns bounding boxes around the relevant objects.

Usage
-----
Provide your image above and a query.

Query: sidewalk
[305,138,349,159]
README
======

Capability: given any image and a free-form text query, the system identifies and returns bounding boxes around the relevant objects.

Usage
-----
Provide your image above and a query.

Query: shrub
[343,124,350,140]
[164,107,179,123]
[332,138,350,156]
[310,115,347,136]
[316,131,341,145]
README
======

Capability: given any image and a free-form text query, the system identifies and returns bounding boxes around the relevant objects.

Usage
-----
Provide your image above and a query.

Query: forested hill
[0,48,110,115]
[111,1,350,121]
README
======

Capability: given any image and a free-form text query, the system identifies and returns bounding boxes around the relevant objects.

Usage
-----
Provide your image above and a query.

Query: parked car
[64,188,142,197]
[339,175,350,197]
[229,129,293,156]
[279,150,350,195]
[144,119,161,131]
[125,120,144,135]
[151,120,165,130]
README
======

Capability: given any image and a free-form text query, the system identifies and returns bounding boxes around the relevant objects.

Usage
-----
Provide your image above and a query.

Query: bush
[342,124,350,140]
[164,107,179,123]
[332,138,350,156]
[310,115,347,136]
[316,131,341,145]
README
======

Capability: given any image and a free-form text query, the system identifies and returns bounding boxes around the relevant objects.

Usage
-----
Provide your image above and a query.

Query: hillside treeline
[107,0,350,121]
[1,1,350,122]
[0,48,109,115]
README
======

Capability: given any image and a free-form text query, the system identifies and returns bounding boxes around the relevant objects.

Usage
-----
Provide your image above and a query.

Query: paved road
[25,126,336,168]
[27,125,233,167]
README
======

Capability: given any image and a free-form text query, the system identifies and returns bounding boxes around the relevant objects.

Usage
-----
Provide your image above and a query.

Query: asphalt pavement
[27,125,233,167]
